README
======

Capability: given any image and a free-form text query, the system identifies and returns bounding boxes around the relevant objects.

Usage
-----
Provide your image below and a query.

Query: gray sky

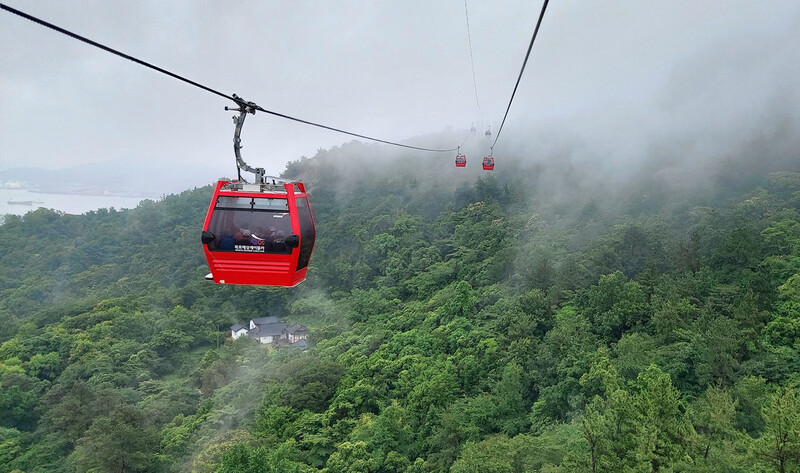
[1,1,799,185]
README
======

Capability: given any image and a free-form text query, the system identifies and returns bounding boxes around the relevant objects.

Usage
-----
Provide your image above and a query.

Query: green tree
[68,405,160,473]
[0,427,22,470]
[756,388,800,473]
[218,441,314,473]
[690,385,744,469]
[582,272,649,341]
[635,365,691,473]
[579,351,639,472]
[280,357,344,413]
[27,352,63,381]
[450,434,540,473]
[762,219,800,256]
[323,441,379,473]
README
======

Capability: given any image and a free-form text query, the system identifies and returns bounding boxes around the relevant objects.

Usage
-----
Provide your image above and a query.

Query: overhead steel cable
[0,2,457,153]
[249,105,456,152]
[459,129,472,148]
[491,0,549,151]
[464,0,481,113]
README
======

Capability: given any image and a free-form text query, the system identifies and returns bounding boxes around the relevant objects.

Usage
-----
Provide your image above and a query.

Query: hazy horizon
[2,1,799,195]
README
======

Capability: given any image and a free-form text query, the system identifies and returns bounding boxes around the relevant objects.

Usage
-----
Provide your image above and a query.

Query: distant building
[230,317,309,348]
[230,323,248,340]
[285,324,309,343]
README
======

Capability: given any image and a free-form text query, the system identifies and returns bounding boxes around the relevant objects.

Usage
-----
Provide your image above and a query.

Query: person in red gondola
[249,231,265,246]
[219,233,235,250]
[233,231,245,246]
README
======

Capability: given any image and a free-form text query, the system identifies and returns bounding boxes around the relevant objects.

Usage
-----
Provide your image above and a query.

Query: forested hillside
[2,141,800,472]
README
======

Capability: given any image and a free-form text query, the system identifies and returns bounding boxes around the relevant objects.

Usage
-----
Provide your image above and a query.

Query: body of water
[0,188,150,216]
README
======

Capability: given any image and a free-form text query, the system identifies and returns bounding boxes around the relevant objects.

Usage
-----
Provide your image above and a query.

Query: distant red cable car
[482,156,495,170]
[201,95,315,286]
[202,180,315,286]
[455,154,467,167]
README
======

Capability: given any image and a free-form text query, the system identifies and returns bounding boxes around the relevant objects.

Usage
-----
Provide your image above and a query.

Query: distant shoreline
[1,186,158,199]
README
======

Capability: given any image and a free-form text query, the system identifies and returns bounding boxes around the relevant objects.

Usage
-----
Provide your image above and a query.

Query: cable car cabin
[455,154,467,167]
[201,180,315,286]
[482,156,495,170]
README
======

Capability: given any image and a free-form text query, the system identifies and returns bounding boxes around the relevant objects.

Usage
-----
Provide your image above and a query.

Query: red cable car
[482,156,495,170]
[202,180,315,286]
[455,153,467,167]
[201,95,315,286]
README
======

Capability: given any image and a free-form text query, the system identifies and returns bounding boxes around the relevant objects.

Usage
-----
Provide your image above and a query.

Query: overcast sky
[1,1,799,185]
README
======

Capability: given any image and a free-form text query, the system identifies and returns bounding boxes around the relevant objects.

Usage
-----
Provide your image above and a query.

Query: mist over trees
[1,130,800,472]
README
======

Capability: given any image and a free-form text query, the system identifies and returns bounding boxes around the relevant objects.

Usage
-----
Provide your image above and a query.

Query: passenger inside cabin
[270,230,288,252]
[219,234,235,250]
[234,231,247,246]
[249,231,265,246]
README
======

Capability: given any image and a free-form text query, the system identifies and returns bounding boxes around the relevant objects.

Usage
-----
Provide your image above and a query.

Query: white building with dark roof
[230,317,309,347]
[230,323,248,340]
[285,324,310,344]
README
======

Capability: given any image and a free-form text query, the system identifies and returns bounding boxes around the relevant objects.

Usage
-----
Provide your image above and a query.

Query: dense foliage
[2,142,800,472]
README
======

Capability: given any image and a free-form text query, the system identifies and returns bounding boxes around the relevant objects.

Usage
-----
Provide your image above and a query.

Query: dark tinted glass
[216,196,289,211]
[206,197,292,254]
[295,197,315,270]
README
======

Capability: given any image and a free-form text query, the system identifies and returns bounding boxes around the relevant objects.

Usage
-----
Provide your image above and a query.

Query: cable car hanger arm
[225,95,266,183]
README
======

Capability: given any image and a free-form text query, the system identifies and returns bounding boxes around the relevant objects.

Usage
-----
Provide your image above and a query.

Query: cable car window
[215,196,290,211]
[206,199,293,255]
[216,196,253,209]
[253,198,290,211]
[295,197,315,270]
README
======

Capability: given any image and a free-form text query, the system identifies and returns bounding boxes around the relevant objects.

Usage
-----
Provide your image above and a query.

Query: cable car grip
[226,94,265,184]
